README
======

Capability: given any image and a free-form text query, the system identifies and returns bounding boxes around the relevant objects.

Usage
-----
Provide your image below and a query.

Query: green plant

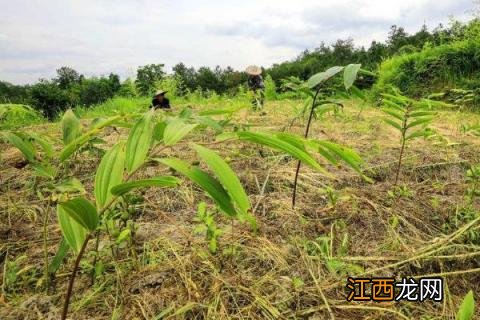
[284,64,370,207]
[456,290,475,320]
[193,202,223,253]
[381,90,443,185]
[466,165,480,205]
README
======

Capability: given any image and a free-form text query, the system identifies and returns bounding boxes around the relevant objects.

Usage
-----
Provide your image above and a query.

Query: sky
[0,0,476,84]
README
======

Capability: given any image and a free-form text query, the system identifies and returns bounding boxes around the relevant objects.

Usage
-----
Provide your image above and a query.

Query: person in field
[246,65,265,110]
[151,90,171,109]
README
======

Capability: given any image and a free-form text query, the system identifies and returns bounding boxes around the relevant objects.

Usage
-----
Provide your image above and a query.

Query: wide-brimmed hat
[245,65,262,75]
[153,90,168,97]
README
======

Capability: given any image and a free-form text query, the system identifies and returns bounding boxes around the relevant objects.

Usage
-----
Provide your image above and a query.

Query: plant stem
[89,230,101,286]
[43,200,51,293]
[394,105,410,186]
[61,234,91,320]
[292,87,322,208]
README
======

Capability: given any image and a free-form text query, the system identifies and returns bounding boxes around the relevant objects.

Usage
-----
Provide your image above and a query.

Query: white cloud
[0,0,475,84]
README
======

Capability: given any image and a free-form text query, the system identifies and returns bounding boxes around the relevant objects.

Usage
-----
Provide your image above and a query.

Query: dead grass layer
[1,100,480,319]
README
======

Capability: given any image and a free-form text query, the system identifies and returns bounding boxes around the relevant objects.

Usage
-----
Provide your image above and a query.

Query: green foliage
[163,118,198,146]
[125,111,154,173]
[0,104,44,130]
[456,290,475,320]
[135,64,166,96]
[62,109,81,145]
[94,142,126,210]
[57,204,88,253]
[193,202,222,253]
[111,177,181,196]
[263,74,277,100]
[374,38,480,104]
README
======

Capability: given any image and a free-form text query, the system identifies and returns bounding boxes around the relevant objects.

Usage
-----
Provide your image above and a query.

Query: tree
[135,64,165,96]
[55,66,82,89]
[172,63,197,95]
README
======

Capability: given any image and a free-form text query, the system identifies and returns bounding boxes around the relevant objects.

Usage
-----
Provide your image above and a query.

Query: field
[1,95,479,319]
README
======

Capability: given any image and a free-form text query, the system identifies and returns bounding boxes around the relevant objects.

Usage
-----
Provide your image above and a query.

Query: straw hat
[153,90,168,97]
[245,65,262,75]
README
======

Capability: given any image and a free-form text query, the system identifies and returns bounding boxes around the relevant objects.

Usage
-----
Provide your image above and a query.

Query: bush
[373,38,480,100]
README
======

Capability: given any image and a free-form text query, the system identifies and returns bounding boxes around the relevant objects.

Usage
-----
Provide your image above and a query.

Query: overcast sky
[0,0,476,84]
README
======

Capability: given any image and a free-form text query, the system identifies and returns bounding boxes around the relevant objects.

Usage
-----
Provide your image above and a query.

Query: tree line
[0,19,476,119]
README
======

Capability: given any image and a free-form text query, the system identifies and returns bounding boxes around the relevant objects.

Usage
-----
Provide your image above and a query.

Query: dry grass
[1,99,480,319]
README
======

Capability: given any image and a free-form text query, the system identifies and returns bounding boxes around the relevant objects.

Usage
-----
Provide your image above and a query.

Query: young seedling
[381,91,441,186]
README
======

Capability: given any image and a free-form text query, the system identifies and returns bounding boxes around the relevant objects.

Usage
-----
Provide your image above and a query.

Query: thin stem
[292,87,322,208]
[394,105,410,186]
[61,234,91,320]
[43,200,51,293]
[89,230,101,286]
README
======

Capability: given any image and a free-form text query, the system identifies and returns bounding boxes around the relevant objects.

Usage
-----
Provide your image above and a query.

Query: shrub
[373,38,480,101]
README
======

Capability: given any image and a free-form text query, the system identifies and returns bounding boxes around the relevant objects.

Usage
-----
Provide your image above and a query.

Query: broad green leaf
[60,116,120,161]
[343,64,361,90]
[111,176,180,196]
[58,197,98,231]
[410,110,436,117]
[236,131,326,174]
[199,105,244,116]
[57,205,87,254]
[26,132,54,158]
[382,93,410,105]
[307,66,344,88]
[383,118,403,131]
[2,132,36,162]
[456,290,475,320]
[163,118,198,146]
[156,158,237,216]
[48,238,69,275]
[192,144,251,215]
[406,117,433,129]
[125,111,154,173]
[62,109,81,145]
[194,116,223,132]
[95,142,125,210]
[312,140,364,174]
[383,99,405,110]
[153,121,167,141]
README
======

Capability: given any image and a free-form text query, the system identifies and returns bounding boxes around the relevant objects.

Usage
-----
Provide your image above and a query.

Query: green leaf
[31,163,56,179]
[58,197,99,231]
[383,118,403,131]
[116,229,131,245]
[156,158,237,216]
[57,205,87,254]
[307,66,344,88]
[95,142,125,210]
[48,238,69,275]
[60,116,120,161]
[153,121,167,141]
[191,144,251,215]
[405,129,428,141]
[25,132,54,158]
[125,111,154,173]
[111,176,180,196]
[383,108,404,121]
[236,131,326,174]
[163,118,198,146]
[456,290,475,320]
[2,131,36,162]
[62,109,81,145]
[54,178,86,194]
[194,116,223,132]
[343,64,361,90]
[406,117,433,129]
[349,85,366,100]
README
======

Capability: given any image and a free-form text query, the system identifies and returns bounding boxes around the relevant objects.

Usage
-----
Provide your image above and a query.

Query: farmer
[151,90,171,109]
[246,65,265,109]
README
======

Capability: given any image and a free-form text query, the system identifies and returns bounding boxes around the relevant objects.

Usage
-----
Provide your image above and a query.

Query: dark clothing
[151,97,170,109]
[248,75,265,91]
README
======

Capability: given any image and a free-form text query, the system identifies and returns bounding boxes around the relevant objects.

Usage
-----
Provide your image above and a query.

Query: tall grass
[0,104,45,130]
[74,97,151,118]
